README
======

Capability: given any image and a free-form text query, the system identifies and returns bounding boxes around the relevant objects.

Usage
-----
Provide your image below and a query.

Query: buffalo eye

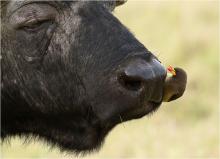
[8,3,58,63]
[9,3,57,32]
[19,19,52,33]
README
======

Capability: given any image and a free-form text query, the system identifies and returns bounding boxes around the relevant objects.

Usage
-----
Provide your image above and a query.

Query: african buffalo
[1,0,187,153]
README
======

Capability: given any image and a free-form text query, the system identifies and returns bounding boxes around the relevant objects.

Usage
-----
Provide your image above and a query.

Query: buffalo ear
[116,0,127,7]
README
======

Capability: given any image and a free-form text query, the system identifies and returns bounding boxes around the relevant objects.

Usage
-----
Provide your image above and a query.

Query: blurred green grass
[1,1,219,158]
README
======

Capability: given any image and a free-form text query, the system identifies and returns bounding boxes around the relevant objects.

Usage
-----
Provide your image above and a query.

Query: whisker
[119,115,125,128]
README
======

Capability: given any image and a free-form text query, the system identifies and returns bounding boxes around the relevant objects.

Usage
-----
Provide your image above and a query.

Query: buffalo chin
[25,103,160,153]
[1,102,161,153]
[37,123,106,153]
[52,102,162,153]
[29,115,112,153]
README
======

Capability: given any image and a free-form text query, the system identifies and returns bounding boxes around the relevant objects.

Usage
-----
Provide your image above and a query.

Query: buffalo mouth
[107,101,162,127]
[121,101,162,121]
[5,101,161,153]
[38,102,161,152]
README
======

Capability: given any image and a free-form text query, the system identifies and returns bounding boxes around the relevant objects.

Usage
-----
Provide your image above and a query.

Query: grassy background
[1,1,219,158]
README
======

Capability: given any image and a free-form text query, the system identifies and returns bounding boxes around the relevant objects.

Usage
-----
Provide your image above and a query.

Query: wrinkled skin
[1,1,186,153]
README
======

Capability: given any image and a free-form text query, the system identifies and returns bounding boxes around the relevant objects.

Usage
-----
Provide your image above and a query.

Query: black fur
[1,1,166,153]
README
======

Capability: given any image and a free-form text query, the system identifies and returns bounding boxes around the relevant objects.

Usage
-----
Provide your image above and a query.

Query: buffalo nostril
[117,58,166,99]
[118,73,143,91]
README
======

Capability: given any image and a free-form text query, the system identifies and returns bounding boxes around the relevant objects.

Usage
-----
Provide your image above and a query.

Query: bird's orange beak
[167,65,176,76]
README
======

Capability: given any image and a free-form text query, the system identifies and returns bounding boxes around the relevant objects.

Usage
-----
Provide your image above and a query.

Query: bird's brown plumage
[163,68,187,102]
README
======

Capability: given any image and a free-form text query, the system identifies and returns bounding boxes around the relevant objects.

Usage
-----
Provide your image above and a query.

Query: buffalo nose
[118,58,166,103]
